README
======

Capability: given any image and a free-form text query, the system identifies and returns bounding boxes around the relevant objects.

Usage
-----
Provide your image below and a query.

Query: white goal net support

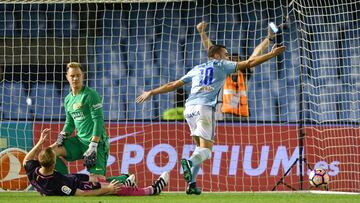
[0,0,359,192]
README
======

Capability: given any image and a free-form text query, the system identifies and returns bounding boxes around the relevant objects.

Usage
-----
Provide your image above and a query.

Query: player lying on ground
[24,128,169,196]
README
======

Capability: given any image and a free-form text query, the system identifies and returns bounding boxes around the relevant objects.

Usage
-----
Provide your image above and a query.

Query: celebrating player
[136,29,285,194]
[50,62,127,183]
[184,21,277,194]
[24,128,169,196]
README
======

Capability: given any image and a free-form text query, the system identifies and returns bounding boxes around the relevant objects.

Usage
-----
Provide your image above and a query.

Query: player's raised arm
[236,26,277,72]
[249,27,276,59]
[23,128,51,165]
[136,80,185,103]
[197,21,213,51]
[236,44,286,72]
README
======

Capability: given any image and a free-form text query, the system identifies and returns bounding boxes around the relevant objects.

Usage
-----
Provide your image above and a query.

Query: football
[308,168,329,187]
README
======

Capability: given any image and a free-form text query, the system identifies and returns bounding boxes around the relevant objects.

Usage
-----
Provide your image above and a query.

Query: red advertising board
[33,122,358,192]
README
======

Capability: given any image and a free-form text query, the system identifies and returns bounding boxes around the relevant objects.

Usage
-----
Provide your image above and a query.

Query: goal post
[0,0,359,192]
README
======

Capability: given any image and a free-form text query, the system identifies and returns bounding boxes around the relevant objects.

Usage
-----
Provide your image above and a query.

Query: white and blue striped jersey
[180,59,237,107]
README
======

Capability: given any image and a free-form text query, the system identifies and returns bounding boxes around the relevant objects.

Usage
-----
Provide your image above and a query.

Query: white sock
[191,165,200,183]
[189,147,212,166]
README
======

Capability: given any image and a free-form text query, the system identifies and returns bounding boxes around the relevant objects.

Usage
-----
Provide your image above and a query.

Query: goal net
[0,0,359,192]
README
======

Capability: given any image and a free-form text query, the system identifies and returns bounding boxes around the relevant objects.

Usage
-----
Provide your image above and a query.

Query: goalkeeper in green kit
[50,62,127,183]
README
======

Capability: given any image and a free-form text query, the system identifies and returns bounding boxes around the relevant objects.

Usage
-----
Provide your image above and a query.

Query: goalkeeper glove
[56,131,68,147]
[83,141,98,168]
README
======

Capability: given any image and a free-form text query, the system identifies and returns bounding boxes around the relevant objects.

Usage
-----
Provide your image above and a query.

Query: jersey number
[199,67,214,85]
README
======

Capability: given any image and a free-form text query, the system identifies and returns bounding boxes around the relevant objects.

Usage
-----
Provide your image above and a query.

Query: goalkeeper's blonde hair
[66,62,84,72]
[38,147,56,168]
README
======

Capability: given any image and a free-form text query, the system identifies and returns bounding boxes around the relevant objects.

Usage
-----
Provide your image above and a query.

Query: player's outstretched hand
[83,151,97,168]
[83,141,98,168]
[56,131,67,147]
[38,128,51,146]
[196,21,208,33]
[271,44,286,56]
[267,27,276,41]
[106,180,121,194]
[136,91,152,103]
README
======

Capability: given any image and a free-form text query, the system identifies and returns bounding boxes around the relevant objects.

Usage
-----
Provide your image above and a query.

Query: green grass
[0,192,360,203]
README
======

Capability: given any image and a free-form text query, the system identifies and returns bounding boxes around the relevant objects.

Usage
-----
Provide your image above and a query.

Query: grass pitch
[0,191,359,203]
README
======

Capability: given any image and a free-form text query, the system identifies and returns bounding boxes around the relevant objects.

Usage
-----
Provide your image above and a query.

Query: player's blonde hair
[38,147,56,168]
[66,62,84,72]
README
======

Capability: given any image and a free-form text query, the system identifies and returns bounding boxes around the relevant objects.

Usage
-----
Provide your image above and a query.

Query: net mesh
[0,0,359,192]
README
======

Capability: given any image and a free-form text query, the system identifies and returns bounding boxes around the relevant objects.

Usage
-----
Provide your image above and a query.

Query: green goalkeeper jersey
[63,86,107,145]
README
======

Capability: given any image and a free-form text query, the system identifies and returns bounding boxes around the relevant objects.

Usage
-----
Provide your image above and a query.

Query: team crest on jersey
[61,185,72,195]
[73,103,82,110]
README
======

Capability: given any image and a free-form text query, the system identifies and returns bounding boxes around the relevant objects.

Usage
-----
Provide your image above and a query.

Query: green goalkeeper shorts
[62,136,109,176]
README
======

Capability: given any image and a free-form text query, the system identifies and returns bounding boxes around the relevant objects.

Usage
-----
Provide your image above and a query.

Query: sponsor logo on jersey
[71,111,85,121]
[0,148,29,190]
[192,86,214,93]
